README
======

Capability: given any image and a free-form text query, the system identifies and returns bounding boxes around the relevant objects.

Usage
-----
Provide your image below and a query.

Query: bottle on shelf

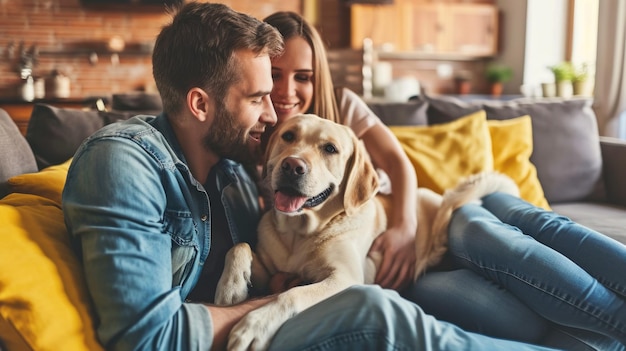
[20,75,35,102]
[50,69,70,98]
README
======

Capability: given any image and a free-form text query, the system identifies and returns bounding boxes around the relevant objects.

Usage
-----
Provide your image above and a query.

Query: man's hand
[207,296,273,351]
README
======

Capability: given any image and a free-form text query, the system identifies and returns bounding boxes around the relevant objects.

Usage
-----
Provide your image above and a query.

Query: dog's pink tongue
[274,191,308,213]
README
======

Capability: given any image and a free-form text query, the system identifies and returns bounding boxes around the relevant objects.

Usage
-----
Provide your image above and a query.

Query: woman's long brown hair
[264,11,341,123]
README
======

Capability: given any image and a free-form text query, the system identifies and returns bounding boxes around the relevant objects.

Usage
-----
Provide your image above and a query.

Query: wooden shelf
[39,47,152,57]
[377,51,494,61]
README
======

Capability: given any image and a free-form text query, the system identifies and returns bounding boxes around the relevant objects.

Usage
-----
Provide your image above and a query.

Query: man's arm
[209,271,305,350]
[208,272,307,350]
[64,140,214,350]
[207,297,273,351]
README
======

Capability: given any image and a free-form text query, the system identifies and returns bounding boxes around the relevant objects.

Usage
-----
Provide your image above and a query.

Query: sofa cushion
[111,92,163,115]
[422,96,603,204]
[26,104,104,170]
[389,110,549,208]
[8,158,72,205]
[551,202,626,245]
[0,108,38,198]
[367,99,428,126]
[0,161,103,351]
[487,116,550,210]
[25,104,134,170]
[482,98,603,204]
[389,110,493,194]
[423,94,483,125]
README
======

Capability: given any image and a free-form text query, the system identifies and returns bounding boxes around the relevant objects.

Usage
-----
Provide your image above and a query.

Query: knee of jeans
[341,285,391,308]
[340,285,404,317]
[449,206,494,240]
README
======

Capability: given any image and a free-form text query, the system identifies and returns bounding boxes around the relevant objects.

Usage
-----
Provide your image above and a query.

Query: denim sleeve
[63,137,213,350]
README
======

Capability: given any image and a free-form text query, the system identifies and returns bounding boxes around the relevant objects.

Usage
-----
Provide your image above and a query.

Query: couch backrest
[0,108,37,198]
[25,104,140,170]
[368,95,605,204]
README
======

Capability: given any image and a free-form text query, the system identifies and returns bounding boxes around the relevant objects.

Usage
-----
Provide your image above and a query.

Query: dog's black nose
[281,157,308,177]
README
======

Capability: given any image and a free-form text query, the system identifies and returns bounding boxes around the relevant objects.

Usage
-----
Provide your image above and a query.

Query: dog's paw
[214,271,250,306]
[228,307,284,351]
[215,244,253,306]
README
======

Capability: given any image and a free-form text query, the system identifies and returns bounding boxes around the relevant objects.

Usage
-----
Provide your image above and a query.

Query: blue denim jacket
[62,114,260,350]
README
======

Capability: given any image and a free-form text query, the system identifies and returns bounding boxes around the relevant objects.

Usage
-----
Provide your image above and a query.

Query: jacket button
[201,215,208,222]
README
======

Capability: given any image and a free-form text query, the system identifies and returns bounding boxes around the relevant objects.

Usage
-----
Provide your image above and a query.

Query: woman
[264,11,626,351]
[263,11,418,291]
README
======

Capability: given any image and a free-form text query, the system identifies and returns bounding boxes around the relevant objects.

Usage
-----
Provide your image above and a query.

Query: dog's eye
[323,143,338,154]
[281,131,295,142]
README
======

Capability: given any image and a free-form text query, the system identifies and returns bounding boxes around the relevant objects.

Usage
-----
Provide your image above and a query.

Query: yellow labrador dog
[215,114,518,351]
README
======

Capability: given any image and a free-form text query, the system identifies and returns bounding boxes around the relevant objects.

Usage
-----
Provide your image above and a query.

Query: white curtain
[593,0,626,137]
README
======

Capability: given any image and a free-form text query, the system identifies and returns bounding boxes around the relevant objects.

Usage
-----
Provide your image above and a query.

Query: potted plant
[453,70,472,95]
[572,62,590,96]
[485,64,512,96]
[548,62,574,98]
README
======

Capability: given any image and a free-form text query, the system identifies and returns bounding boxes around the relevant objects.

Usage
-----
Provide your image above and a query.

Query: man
[63,2,558,350]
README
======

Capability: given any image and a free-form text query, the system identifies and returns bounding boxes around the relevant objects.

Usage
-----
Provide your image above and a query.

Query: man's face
[203,50,277,166]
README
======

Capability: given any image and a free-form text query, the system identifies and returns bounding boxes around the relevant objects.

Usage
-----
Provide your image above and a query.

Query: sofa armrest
[600,136,626,207]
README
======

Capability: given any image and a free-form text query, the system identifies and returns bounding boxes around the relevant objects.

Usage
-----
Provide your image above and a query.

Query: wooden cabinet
[351,2,499,58]
[410,4,441,53]
[350,3,412,51]
[441,4,498,56]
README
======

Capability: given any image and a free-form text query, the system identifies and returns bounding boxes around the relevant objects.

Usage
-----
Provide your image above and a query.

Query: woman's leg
[448,203,626,344]
[542,325,626,351]
[407,270,626,351]
[404,269,550,343]
[270,285,558,351]
[482,192,626,297]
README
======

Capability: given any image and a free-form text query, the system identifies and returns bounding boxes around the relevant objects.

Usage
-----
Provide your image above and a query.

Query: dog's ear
[343,134,379,215]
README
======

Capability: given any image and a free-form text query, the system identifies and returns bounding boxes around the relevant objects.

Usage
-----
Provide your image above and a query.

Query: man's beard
[203,103,260,167]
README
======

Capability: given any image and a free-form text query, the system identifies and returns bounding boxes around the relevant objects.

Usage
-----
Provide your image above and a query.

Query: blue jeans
[269,285,558,350]
[406,192,626,351]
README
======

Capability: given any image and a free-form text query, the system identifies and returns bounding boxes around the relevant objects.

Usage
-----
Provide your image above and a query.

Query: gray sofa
[368,95,626,351]
[368,95,626,245]
[3,95,624,243]
[0,95,624,350]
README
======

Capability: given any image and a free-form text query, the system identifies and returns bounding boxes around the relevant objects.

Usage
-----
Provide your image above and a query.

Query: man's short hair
[152,2,283,115]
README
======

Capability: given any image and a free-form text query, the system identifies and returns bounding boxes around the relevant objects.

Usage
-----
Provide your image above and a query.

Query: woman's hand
[369,226,416,291]
[360,123,418,291]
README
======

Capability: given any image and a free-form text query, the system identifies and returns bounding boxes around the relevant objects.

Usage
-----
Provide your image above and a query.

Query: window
[568,0,598,81]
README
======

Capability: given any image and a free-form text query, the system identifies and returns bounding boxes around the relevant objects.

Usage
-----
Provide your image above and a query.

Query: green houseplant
[548,62,574,98]
[485,64,513,96]
[572,62,591,96]
[548,62,574,82]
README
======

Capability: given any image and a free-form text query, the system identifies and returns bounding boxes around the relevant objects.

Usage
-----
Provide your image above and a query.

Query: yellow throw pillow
[389,110,493,194]
[488,116,551,210]
[8,158,72,206]
[0,167,103,350]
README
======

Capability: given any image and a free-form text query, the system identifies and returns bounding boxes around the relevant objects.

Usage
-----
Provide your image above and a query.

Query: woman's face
[270,36,314,124]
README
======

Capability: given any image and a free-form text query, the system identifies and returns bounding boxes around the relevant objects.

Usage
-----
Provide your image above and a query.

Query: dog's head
[263,114,379,219]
